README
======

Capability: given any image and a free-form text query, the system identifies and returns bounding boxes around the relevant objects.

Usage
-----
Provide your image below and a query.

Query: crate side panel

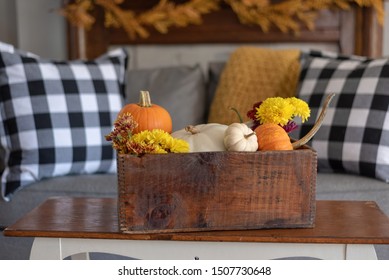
[117,150,316,233]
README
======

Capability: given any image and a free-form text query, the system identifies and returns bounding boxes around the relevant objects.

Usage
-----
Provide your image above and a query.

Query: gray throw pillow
[207,61,226,119]
[126,65,207,131]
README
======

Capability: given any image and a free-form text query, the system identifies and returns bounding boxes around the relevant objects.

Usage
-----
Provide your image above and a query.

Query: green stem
[245,132,256,139]
[229,107,243,123]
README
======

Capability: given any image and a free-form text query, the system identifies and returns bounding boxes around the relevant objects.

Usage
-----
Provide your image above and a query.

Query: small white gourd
[224,123,258,152]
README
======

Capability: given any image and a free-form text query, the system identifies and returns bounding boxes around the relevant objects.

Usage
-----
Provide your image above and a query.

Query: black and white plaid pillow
[293,50,389,182]
[0,42,127,201]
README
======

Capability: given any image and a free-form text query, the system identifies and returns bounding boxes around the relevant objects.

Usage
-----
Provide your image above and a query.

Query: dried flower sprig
[247,97,310,133]
[105,113,138,154]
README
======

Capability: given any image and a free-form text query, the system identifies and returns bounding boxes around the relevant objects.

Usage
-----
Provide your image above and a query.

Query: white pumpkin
[171,123,228,152]
[224,123,258,152]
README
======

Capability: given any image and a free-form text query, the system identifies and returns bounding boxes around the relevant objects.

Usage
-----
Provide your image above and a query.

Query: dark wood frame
[67,2,383,60]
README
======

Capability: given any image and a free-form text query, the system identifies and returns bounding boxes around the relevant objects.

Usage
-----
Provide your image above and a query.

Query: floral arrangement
[105,113,189,155]
[60,0,384,40]
[247,97,310,133]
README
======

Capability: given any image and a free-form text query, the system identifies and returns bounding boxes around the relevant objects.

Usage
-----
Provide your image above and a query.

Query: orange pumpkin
[254,123,293,151]
[119,91,172,134]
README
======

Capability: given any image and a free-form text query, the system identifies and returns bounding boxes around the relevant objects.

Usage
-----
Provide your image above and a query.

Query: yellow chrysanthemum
[150,145,168,154]
[255,97,295,126]
[170,138,190,153]
[254,97,311,126]
[287,97,311,122]
[130,129,189,155]
[131,129,167,152]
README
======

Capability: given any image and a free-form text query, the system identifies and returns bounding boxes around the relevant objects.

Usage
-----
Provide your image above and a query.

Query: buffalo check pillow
[0,42,127,201]
[293,50,389,182]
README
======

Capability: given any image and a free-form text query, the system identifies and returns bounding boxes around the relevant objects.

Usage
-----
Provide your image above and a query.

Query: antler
[292,93,336,149]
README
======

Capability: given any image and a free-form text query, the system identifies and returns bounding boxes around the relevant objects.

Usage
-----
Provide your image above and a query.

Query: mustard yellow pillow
[208,47,301,125]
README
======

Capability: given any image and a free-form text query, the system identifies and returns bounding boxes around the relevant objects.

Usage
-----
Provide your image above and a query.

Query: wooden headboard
[67,2,383,60]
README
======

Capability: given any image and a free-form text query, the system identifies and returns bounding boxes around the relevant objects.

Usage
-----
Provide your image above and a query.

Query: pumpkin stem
[229,107,243,123]
[185,125,198,134]
[139,90,152,107]
[292,93,336,149]
[245,132,256,139]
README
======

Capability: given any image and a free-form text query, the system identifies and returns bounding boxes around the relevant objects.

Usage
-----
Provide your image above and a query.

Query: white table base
[29,237,377,260]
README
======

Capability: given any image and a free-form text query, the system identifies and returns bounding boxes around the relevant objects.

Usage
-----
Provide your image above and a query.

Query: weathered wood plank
[117,149,317,233]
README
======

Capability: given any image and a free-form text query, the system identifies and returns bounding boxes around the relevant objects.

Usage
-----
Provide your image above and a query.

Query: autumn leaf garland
[60,0,384,40]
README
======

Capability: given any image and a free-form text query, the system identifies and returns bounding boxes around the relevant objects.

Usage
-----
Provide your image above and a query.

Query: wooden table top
[5,197,389,244]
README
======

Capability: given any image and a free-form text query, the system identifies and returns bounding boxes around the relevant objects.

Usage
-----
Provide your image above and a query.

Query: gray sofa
[1,47,389,260]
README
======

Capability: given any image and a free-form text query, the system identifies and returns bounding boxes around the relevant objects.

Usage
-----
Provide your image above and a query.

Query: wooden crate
[117,148,317,234]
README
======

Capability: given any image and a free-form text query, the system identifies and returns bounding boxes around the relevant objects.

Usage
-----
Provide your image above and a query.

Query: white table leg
[30,237,378,260]
[345,244,377,260]
[30,238,91,260]
[30,238,63,260]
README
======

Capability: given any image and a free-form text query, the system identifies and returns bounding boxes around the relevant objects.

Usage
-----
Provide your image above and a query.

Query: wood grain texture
[117,150,317,233]
[5,198,389,245]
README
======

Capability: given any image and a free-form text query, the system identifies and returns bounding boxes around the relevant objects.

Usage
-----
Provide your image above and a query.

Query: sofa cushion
[126,65,206,131]
[293,50,389,183]
[208,47,301,125]
[0,42,127,201]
